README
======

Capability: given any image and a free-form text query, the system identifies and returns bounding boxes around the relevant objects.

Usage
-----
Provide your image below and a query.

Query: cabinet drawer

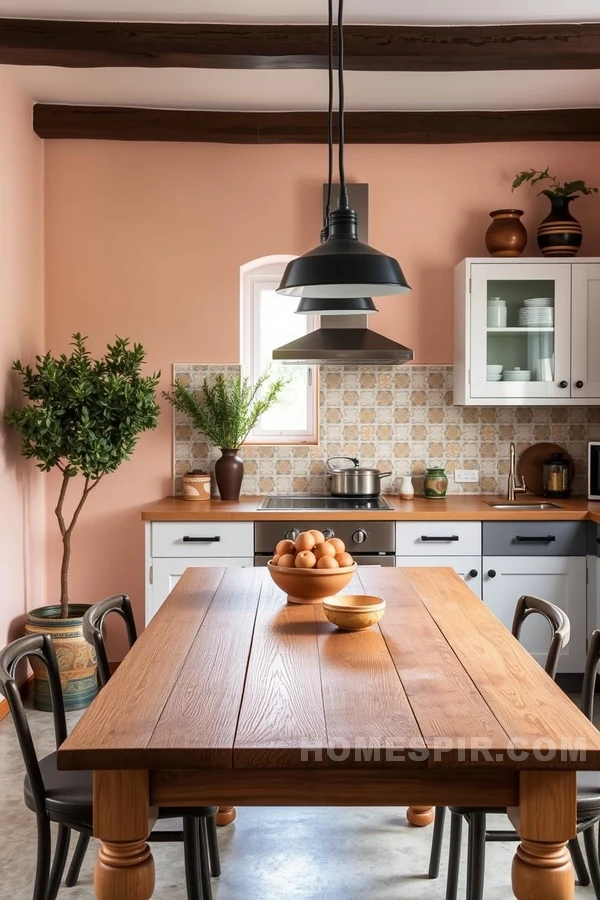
[396,521,481,556]
[482,522,586,557]
[151,522,254,558]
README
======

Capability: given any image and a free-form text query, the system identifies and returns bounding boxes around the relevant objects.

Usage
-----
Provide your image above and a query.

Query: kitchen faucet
[507,442,527,502]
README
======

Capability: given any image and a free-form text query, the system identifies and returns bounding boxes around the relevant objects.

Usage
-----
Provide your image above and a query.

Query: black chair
[428,595,574,900]
[82,594,221,899]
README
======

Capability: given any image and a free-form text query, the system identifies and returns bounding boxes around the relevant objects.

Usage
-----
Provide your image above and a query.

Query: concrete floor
[0,702,598,899]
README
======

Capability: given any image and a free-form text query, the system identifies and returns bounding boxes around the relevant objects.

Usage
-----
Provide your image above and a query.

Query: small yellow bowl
[323,595,386,631]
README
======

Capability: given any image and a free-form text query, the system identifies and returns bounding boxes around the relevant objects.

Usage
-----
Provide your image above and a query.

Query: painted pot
[214,448,244,501]
[537,195,582,257]
[24,605,97,711]
[485,209,527,257]
[424,468,448,500]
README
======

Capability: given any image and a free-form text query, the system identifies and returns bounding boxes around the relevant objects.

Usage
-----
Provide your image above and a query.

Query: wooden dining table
[59,565,600,900]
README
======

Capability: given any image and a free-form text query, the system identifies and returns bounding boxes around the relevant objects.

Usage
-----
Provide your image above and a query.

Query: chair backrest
[581,629,600,721]
[82,594,137,687]
[511,595,571,680]
[0,633,66,816]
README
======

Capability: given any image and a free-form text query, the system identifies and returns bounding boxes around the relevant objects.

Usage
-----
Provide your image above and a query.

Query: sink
[486,502,561,510]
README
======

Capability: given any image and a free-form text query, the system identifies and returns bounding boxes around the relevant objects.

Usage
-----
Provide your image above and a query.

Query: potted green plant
[164,371,287,500]
[512,168,598,257]
[6,334,160,710]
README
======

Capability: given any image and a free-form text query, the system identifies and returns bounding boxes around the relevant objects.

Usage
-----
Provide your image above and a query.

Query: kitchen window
[241,256,318,444]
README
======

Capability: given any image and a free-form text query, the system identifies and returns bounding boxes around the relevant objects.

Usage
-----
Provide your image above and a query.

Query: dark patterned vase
[537,195,582,257]
[215,448,244,500]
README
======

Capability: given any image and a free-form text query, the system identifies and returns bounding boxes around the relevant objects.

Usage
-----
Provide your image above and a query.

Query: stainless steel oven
[254,520,395,566]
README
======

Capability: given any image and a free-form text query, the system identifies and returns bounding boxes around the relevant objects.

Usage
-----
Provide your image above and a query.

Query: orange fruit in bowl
[272,554,281,566]
[316,555,339,569]
[335,551,354,568]
[328,537,346,555]
[314,541,336,559]
[278,553,296,568]
[295,532,316,552]
[276,539,295,556]
[295,550,317,568]
[309,529,325,545]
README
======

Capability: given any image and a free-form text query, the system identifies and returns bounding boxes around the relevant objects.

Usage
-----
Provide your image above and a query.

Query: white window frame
[240,255,319,444]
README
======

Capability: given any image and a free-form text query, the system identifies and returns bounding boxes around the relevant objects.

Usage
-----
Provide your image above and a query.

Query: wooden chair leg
[206,816,221,878]
[428,806,446,879]
[583,824,600,899]
[47,825,71,900]
[198,818,213,900]
[32,815,52,900]
[569,835,590,886]
[65,832,91,887]
[182,817,202,900]
[445,811,462,900]
[466,813,486,900]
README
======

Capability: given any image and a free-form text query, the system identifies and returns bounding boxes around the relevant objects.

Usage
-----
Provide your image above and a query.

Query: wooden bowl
[267,561,357,605]
[323,595,386,631]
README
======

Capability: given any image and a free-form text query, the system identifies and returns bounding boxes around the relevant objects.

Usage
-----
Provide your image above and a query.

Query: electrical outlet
[454,469,479,483]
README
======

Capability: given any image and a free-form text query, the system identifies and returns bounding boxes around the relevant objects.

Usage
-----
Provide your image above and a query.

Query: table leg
[216,805,237,826]
[508,771,576,900]
[407,806,434,827]
[93,770,157,900]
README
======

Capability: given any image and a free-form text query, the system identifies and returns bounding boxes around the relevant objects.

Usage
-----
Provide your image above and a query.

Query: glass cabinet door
[470,263,571,400]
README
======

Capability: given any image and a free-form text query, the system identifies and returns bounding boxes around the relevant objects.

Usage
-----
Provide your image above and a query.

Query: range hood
[274,184,413,365]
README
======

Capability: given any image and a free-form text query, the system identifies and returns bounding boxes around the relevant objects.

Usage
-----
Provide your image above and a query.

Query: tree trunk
[60,530,71,619]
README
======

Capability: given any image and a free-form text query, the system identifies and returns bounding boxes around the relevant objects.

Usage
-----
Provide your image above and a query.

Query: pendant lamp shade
[277,208,411,299]
[296,297,378,315]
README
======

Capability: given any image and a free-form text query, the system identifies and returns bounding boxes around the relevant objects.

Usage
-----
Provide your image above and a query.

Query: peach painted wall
[0,71,45,682]
[44,140,600,636]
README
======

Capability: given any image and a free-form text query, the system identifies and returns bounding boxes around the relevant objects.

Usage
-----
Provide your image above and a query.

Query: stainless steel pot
[326,457,392,498]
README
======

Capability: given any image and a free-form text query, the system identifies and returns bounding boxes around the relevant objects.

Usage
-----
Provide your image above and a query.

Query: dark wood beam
[3,19,600,70]
[33,105,600,143]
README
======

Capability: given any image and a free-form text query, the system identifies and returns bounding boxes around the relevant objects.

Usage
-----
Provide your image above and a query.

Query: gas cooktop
[260,495,393,511]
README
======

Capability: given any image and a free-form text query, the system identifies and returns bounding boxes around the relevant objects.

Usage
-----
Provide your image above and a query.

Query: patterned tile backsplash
[172,364,600,497]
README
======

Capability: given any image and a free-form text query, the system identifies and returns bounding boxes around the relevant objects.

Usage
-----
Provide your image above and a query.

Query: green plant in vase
[164,371,287,500]
[6,334,160,709]
[512,168,598,256]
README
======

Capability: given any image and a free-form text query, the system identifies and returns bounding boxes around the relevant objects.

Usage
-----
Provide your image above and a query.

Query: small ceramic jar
[399,475,414,500]
[424,467,448,499]
[182,470,211,501]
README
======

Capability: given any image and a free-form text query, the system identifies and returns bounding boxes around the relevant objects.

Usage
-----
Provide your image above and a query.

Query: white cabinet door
[482,556,586,673]
[571,263,600,399]
[148,557,254,622]
[470,262,571,402]
[397,556,482,598]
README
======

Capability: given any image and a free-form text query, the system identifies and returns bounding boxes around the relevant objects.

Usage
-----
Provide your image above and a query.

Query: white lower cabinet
[482,556,587,674]
[148,557,254,621]
[396,556,482,599]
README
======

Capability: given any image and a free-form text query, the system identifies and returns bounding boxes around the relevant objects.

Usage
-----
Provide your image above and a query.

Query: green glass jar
[424,467,448,499]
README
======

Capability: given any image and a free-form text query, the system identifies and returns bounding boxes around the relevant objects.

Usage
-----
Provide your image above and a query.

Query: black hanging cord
[323,0,334,236]
[337,0,348,209]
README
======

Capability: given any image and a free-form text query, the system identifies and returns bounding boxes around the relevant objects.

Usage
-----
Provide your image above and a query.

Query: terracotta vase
[214,448,244,500]
[485,209,527,257]
[24,605,98,711]
[537,195,582,257]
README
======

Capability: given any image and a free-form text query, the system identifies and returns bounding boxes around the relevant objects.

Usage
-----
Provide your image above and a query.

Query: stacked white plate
[524,298,553,307]
[503,369,531,382]
[518,306,554,327]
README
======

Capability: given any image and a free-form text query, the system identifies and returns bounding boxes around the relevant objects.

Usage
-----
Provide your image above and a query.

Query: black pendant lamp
[277,0,410,300]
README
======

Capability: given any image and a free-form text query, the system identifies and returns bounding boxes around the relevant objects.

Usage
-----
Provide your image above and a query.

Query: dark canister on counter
[542,452,571,499]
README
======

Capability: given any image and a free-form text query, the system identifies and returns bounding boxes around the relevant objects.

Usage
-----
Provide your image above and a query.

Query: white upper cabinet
[454,258,600,405]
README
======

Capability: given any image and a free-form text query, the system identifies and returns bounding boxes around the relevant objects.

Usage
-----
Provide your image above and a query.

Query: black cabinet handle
[576,380,584,389]
[468,569,478,578]
[487,569,496,578]
[420,535,459,542]
[182,535,221,543]
[515,535,556,543]
[558,380,568,389]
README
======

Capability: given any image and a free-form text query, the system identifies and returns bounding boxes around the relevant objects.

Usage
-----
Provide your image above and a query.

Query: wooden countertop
[142,494,600,523]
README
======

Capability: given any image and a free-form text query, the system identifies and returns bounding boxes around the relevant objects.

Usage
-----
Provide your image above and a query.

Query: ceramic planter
[537,195,582,257]
[24,605,97,711]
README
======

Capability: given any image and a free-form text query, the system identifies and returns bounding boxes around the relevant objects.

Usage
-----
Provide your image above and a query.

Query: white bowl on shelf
[486,365,503,375]
[487,374,503,382]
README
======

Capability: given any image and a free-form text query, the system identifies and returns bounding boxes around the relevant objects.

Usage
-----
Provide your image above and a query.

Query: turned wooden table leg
[508,771,576,900]
[93,770,157,900]
[216,805,237,826]
[407,806,434,827]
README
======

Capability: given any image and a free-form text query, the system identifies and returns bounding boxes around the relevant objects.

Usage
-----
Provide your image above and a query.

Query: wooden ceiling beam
[2,19,600,71]
[33,105,600,143]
